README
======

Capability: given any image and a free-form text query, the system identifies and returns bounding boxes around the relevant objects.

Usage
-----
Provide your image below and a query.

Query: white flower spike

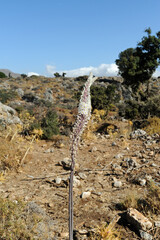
[69,73,97,240]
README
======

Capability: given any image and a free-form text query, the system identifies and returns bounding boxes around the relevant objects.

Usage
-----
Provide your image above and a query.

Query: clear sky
[0,0,160,77]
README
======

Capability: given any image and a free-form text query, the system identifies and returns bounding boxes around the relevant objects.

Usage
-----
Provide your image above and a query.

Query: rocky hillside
[0,74,159,239]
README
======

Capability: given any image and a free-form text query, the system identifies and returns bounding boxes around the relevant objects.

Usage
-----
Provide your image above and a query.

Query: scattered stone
[139,230,153,240]
[44,88,53,102]
[112,142,117,146]
[154,221,160,227]
[114,153,123,159]
[0,101,22,126]
[151,163,157,167]
[15,88,24,97]
[113,178,122,188]
[138,178,146,186]
[78,229,88,235]
[130,129,147,139]
[55,177,62,184]
[78,172,87,180]
[81,191,91,199]
[59,157,71,170]
[59,232,69,238]
[89,146,97,152]
[44,148,54,153]
[126,208,152,231]
[73,176,81,187]
[123,157,139,168]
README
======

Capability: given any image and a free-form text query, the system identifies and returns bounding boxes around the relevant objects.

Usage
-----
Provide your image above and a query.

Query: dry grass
[121,181,160,215]
[0,198,30,239]
[143,116,160,135]
[0,126,31,172]
[90,216,121,240]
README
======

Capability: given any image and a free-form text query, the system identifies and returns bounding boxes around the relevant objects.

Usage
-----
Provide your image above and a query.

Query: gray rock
[55,177,62,184]
[89,146,97,152]
[44,88,53,102]
[78,172,87,180]
[114,153,123,159]
[130,129,147,139]
[139,230,153,240]
[154,221,160,227]
[138,178,147,186]
[0,101,22,126]
[15,88,24,97]
[59,157,71,170]
[81,191,91,199]
[73,176,81,187]
[126,208,152,231]
[124,157,138,168]
[113,180,122,188]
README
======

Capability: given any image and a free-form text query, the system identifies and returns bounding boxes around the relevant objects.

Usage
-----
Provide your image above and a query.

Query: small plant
[41,110,59,139]
[96,222,120,240]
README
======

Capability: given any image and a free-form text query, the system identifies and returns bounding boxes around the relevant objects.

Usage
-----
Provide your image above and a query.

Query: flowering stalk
[69,73,97,240]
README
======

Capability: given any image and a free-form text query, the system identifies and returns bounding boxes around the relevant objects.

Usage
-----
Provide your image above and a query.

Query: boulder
[0,102,22,126]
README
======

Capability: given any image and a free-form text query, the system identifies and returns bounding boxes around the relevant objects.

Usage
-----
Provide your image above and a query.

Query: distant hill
[0,69,21,78]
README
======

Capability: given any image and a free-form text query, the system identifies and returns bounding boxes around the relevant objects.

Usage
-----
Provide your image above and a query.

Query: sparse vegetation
[0,89,18,104]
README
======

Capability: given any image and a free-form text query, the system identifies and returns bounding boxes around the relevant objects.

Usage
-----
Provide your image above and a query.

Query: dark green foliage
[116,28,160,89]
[0,72,7,78]
[41,110,59,139]
[118,95,160,120]
[62,72,66,77]
[0,89,18,103]
[91,85,119,111]
[75,75,88,82]
[54,72,61,77]
[21,74,27,78]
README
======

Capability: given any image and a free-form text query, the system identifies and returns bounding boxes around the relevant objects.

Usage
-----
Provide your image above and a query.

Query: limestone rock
[0,101,22,126]
[126,208,152,231]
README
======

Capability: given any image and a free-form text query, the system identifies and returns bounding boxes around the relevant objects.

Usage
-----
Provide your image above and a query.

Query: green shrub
[0,89,18,104]
[91,84,119,111]
[0,72,7,78]
[118,95,160,120]
[41,110,59,139]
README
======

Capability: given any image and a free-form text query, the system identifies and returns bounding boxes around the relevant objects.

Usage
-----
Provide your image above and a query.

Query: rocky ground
[0,127,159,239]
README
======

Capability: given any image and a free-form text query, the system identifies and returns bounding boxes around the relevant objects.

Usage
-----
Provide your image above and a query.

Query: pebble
[59,232,69,238]
[154,221,160,227]
[89,146,97,152]
[113,180,122,188]
[112,142,117,146]
[55,177,61,184]
[81,191,91,199]
[73,176,81,187]
[138,178,146,186]
[78,172,87,180]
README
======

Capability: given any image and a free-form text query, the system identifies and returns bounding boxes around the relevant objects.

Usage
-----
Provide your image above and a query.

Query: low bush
[0,89,18,104]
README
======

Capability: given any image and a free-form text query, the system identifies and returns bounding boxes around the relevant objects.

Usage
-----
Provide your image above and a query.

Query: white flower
[70,72,97,160]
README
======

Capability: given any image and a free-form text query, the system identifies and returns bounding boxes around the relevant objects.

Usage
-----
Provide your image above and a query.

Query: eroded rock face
[0,101,22,126]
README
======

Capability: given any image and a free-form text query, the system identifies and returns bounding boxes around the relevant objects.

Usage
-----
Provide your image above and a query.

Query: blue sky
[0,0,160,77]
